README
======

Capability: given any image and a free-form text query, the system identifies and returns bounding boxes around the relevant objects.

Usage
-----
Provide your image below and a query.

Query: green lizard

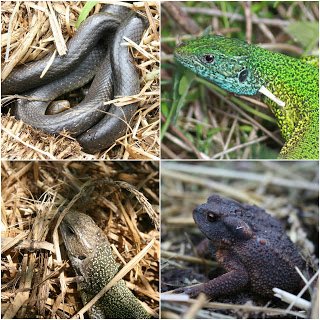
[174,35,319,159]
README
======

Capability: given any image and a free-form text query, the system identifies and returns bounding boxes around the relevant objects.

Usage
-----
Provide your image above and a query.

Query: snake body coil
[2,5,147,154]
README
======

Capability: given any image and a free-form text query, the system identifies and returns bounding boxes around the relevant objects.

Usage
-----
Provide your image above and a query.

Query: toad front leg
[175,249,249,298]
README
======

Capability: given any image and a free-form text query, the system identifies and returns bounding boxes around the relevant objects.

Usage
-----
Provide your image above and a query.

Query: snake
[1,4,147,154]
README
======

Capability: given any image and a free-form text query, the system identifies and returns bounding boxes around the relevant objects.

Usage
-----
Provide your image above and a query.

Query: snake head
[174,35,263,95]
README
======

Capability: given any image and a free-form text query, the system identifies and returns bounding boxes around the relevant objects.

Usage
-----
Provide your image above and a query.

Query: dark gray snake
[1,5,147,154]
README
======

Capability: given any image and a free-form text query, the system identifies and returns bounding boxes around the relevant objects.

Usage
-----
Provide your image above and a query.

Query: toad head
[193,195,254,245]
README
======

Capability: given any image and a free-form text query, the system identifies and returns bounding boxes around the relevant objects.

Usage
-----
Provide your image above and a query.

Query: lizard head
[60,211,111,276]
[174,35,263,95]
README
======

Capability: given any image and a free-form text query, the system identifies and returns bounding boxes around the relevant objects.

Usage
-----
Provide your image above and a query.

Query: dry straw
[1,161,159,318]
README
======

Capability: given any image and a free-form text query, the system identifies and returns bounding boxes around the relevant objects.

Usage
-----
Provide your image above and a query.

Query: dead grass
[161,161,319,319]
[1,161,159,318]
[1,1,159,160]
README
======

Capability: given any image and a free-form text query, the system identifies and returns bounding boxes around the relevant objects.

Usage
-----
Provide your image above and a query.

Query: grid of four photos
[1,1,319,319]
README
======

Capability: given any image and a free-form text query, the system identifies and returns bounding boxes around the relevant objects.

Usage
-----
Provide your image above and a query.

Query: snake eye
[207,212,219,222]
[239,69,248,82]
[203,54,214,63]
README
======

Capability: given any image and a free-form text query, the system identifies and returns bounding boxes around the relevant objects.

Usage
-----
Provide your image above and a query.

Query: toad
[176,194,306,298]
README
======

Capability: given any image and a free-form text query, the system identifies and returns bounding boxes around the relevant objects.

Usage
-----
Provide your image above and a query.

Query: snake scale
[1,4,147,154]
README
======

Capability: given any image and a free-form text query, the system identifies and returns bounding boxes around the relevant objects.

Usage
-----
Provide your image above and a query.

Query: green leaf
[76,1,98,28]
[240,125,253,133]
[285,21,319,52]
[161,69,195,139]
[178,74,190,96]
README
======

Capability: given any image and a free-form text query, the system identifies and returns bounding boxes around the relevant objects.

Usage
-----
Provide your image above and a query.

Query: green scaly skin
[174,35,319,159]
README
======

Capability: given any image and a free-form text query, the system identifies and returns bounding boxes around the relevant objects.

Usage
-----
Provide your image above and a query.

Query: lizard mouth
[173,49,187,61]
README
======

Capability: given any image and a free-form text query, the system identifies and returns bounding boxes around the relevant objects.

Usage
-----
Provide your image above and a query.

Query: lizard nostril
[176,40,186,48]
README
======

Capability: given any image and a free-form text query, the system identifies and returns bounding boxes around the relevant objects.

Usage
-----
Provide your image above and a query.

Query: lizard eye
[78,255,86,260]
[239,69,248,82]
[65,225,76,235]
[202,54,214,63]
[207,212,219,222]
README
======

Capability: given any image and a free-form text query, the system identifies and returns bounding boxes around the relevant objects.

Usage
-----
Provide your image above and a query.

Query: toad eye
[207,212,219,222]
[202,54,214,63]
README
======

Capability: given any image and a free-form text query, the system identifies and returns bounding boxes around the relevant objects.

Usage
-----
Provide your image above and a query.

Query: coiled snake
[2,4,147,154]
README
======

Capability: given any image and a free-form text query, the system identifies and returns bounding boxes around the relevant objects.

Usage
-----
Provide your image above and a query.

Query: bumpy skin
[177,194,305,299]
[174,35,319,160]
[60,211,150,319]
